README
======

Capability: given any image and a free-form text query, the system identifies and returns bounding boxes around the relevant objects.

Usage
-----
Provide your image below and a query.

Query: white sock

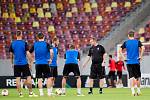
[29,91,33,95]
[131,87,135,94]
[137,87,141,93]
[62,88,66,93]
[47,87,52,94]
[77,88,81,94]
[39,89,43,94]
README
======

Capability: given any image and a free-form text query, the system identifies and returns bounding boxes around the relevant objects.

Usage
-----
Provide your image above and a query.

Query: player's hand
[102,61,105,66]
[28,63,32,70]
[11,64,14,69]
[138,57,142,62]
[48,59,52,64]
[82,63,86,68]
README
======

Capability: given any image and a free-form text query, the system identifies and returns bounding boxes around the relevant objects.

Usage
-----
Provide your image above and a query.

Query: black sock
[89,87,93,92]
[100,88,103,92]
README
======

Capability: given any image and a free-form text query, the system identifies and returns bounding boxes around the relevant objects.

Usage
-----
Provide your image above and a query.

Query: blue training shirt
[64,49,80,64]
[29,41,51,64]
[9,40,28,65]
[50,47,58,67]
[121,39,143,64]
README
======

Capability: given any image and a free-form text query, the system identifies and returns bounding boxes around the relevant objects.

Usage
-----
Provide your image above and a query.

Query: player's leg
[88,78,94,94]
[88,64,96,94]
[25,76,38,97]
[62,77,67,95]
[52,67,58,86]
[112,71,117,87]
[36,64,44,96]
[127,64,136,95]
[44,64,53,96]
[62,64,70,95]
[50,67,57,94]
[118,71,123,88]
[116,71,119,87]
[99,66,105,94]
[99,78,104,93]
[135,64,142,95]
[108,71,112,87]
[130,77,136,95]
[136,78,141,95]
[47,77,53,96]
[16,77,22,95]
[76,76,82,96]
[73,64,84,96]
[22,64,34,95]
[14,65,23,97]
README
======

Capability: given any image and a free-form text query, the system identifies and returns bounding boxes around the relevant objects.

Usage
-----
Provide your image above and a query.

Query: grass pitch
[0,88,150,100]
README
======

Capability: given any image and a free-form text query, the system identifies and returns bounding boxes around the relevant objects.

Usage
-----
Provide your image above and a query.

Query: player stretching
[116,56,126,88]
[29,33,53,96]
[119,31,144,96]
[62,44,84,96]
[9,31,37,97]
[83,37,106,94]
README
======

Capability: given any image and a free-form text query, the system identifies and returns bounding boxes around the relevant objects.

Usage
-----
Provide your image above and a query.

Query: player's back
[65,50,79,64]
[109,59,116,71]
[10,40,28,65]
[50,47,58,67]
[116,61,124,71]
[125,39,140,64]
[34,41,49,64]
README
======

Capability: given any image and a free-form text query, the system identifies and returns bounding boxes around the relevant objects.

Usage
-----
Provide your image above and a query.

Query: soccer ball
[55,88,62,95]
[1,89,9,96]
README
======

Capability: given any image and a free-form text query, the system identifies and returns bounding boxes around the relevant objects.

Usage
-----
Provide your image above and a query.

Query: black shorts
[117,71,122,79]
[14,64,31,78]
[36,64,51,78]
[102,67,106,78]
[127,64,141,79]
[50,66,58,77]
[89,63,104,79]
[63,63,80,77]
[108,71,116,80]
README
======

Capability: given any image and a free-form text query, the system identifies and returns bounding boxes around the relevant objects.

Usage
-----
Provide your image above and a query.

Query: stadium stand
[0,0,144,59]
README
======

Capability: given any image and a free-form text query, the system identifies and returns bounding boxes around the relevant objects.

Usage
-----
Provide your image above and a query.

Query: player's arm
[108,60,111,68]
[29,45,35,64]
[49,48,54,64]
[48,43,54,64]
[138,41,145,61]
[82,56,91,68]
[82,48,91,68]
[77,51,80,62]
[122,61,126,70]
[119,42,126,61]
[102,46,107,66]
[25,42,33,69]
[9,44,14,68]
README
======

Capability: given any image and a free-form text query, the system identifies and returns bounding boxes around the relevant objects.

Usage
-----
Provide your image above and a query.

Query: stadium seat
[0,0,143,58]
[22,3,29,9]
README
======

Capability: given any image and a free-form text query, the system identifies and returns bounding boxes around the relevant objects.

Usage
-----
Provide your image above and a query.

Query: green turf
[0,88,150,100]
